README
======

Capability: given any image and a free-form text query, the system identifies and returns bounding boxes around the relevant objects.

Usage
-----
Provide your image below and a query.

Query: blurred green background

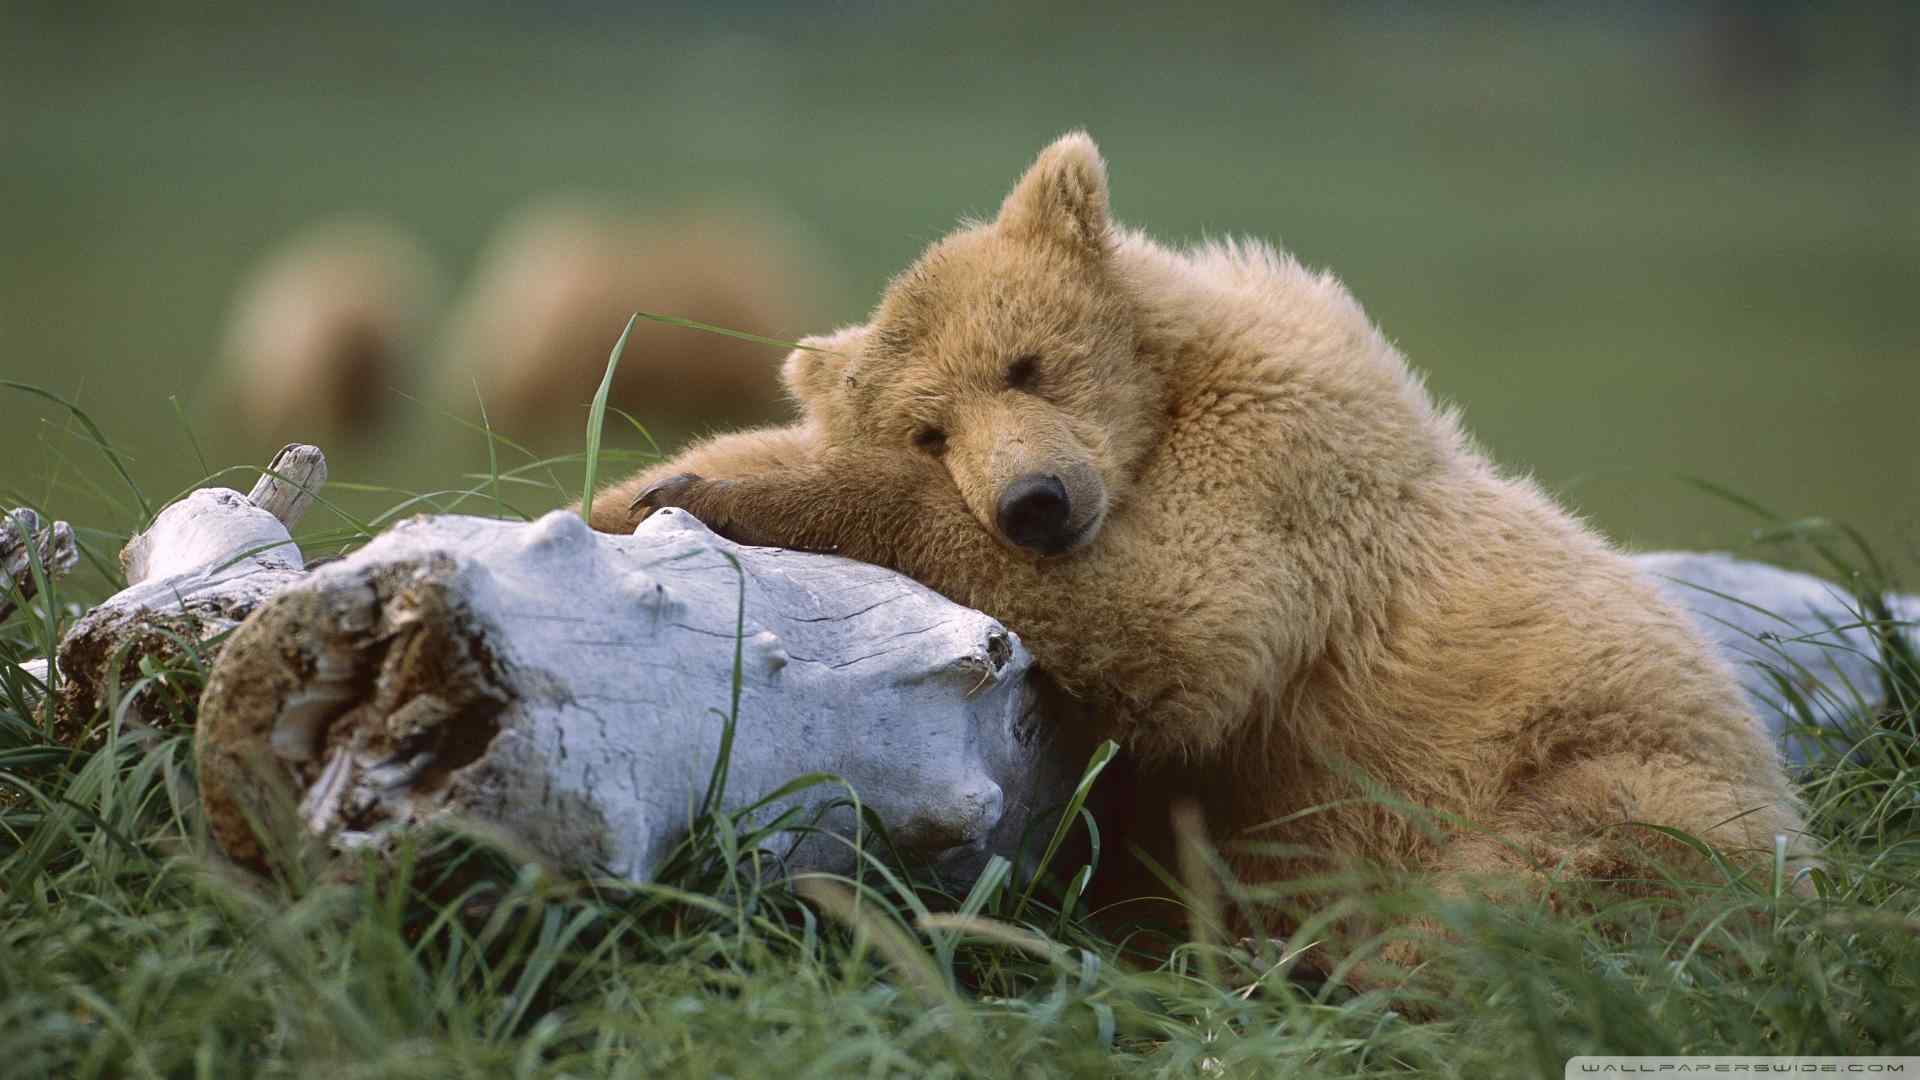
[2,3,1915,565]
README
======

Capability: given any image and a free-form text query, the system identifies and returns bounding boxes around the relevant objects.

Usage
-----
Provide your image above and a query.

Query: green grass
[2,399,1919,1077]
[579,314,638,527]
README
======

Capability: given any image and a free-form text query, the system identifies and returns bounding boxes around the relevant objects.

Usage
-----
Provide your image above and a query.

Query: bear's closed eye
[912,427,948,456]
[1006,354,1040,390]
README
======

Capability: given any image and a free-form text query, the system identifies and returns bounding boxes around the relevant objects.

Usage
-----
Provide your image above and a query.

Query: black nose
[996,473,1075,553]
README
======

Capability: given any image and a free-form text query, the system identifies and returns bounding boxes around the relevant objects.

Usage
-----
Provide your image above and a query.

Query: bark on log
[194,508,1063,883]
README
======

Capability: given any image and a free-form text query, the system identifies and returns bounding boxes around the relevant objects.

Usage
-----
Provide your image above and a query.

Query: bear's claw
[631,473,706,515]
[630,473,766,546]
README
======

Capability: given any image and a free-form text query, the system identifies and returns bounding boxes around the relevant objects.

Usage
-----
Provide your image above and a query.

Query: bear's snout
[997,472,1077,554]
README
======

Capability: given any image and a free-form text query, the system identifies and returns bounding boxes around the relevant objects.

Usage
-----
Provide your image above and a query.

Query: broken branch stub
[245,442,329,531]
[2,508,78,623]
[195,509,1068,882]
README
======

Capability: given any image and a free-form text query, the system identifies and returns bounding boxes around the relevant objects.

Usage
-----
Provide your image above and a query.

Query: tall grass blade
[626,309,835,354]
[1014,739,1117,919]
[578,314,637,525]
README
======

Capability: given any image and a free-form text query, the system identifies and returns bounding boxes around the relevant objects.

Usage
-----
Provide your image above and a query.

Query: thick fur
[441,197,831,433]
[222,217,443,441]
[595,134,1805,954]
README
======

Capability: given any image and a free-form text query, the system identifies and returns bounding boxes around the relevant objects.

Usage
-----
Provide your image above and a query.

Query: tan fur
[595,134,1806,958]
[222,217,443,441]
[440,196,833,433]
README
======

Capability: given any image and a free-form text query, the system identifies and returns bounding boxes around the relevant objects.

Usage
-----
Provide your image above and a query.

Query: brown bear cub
[595,133,1804,963]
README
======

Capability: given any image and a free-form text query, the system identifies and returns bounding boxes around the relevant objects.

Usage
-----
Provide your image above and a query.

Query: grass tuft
[578,314,637,527]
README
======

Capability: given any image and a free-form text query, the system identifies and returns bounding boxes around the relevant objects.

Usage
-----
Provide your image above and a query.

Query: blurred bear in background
[438,196,833,438]
[220,217,444,442]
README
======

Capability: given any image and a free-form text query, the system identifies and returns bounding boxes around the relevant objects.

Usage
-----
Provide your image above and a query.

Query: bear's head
[782,132,1159,557]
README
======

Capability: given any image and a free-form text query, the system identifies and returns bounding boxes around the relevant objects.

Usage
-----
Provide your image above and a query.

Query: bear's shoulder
[1115,232,1436,439]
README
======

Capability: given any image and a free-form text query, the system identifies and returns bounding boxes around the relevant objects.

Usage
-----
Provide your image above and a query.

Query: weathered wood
[194,508,1065,882]
[245,443,329,531]
[1639,551,1920,765]
[1,507,78,622]
[57,453,320,730]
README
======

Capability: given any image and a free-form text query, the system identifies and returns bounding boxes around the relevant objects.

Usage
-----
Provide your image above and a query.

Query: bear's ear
[996,131,1111,257]
[781,323,868,411]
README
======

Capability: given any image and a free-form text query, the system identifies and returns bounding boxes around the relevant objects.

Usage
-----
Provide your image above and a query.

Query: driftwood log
[194,506,1061,882]
[1641,552,1920,765]
[14,444,1916,885]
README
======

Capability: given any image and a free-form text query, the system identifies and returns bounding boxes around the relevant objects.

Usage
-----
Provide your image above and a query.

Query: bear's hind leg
[1486,749,1806,891]
[1359,751,1807,984]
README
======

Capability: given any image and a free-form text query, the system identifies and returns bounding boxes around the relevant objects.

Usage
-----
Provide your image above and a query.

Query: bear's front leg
[623,449,948,568]
[589,425,819,536]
